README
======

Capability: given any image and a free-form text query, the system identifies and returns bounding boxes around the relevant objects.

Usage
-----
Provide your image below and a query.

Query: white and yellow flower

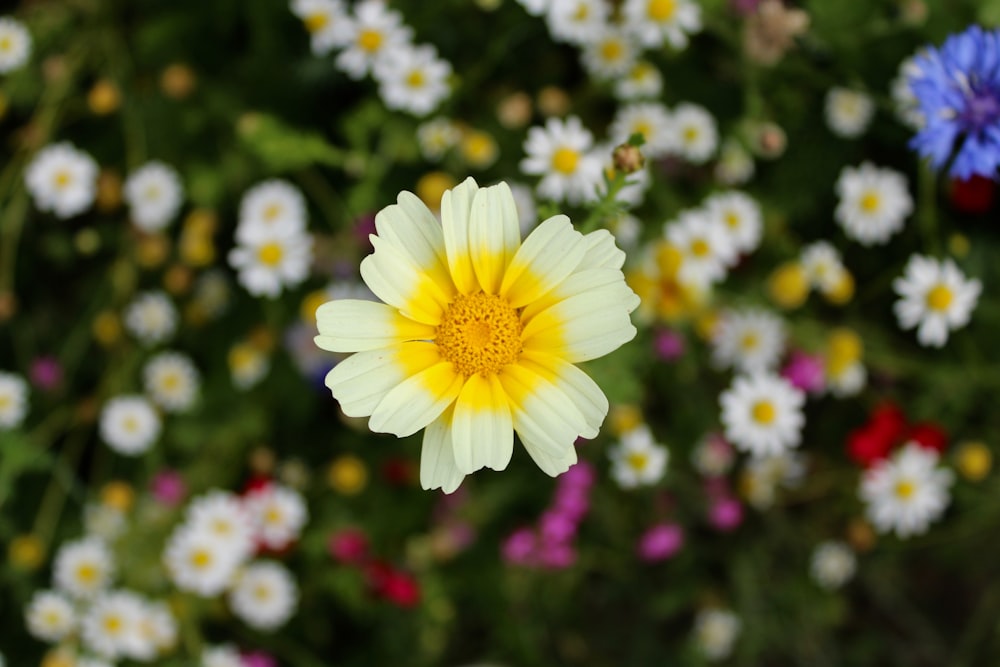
[860,442,954,538]
[290,0,353,56]
[581,26,637,80]
[720,373,805,458]
[25,142,99,219]
[614,60,663,101]
[228,561,298,630]
[671,102,717,164]
[315,178,638,492]
[0,371,28,429]
[609,424,669,489]
[53,538,114,599]
[25,590,77,642]
[143,351,200,413]
[335,0,412,80]
[228,223,313,298]
[835,162,912,246]
[545,0,607,45]
[520,116,604,205]
[374,43,452,117]
[825,87,875,139]
[809,540,856,590]
[0,17,31,72]
[623,0,701,50]
[711,307,786,374]
[99,395,162,456]
[123,161,184,232]
[893,254,981,348]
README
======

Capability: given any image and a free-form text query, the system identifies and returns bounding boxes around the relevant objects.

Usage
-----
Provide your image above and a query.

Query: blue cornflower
[908,25,1000,180]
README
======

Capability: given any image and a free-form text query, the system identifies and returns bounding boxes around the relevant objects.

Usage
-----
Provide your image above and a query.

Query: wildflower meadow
[3,0,1000,665]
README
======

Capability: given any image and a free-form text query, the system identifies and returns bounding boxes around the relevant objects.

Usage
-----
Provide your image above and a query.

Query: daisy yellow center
[632,120,653,140]
[894,479,915,500]
[122,416,139,433]
[573,2,590,20]
[740,333,759,350]
[77,562,99,584]
[601,40,624,61]
[551,147,580,175]
[0,395,9,410]
[103,615,123,635]
[305,12,329,33]
[190,548,213,569]
[860,191,881,213]
[0,37,11,52]
[751,400,776,425]
[724,211,740,228]
[144,185,161,201]
[406,70,425,89]
[161,372,181,391]
[436,292,523,377]
[253,584,272,601]
[211,518,233,535]
[264,506,283,524]
[258,242,284,267]
[648,0,676,21]
[926,284,953,311]
[690,238,710,257]
[43,610,63,627]
[682,126,699,143]
[626,451,649,471]
[358,29,383,53]
[53,170,72,189]
[263,203,283,221]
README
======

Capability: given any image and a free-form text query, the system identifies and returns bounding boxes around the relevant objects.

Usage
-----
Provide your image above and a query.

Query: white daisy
[245,484,308,550]
[80,591,147,660]
[826,361,866,398]
[711,307,785,374]
[0,371,28,429]
[0,17,31,73]
[138,600,178,655]
[123,290,178,346]
[581,26,637,80]
[690,432,735,478]
[742,450,805,509]
[24,142,99,219]
[614,61,663,101]
[860,442,954,538]
[228,561,298,630]
[609,424,669,489]
[824,87,875,139]
[514,0,550,15]
[202,645,244,667]
[163,525,242,596]
[123,161,184,232]
[417,117,460,161]
[544,0,607,45]
[335,0,412,80]
[623,0,702,49]
[228,224,314,298]
[25,590,76,642]
[703,190,763,256]
[664,210,736,288]
[720,373,805,458]
[800,241,846,294]
[809,541,856,590]
[143,352,199,413]
[835,162,913,246]
[99,395,161,456]
[714,137,755,186]
[374,43,452,117]
[229,342,271,390]
[520,116,604,205]
[893,255,981,348]
[671,103,717,164]
[693,608,741,662]
[290,0,353,55]
[238,179,308,236]
[891,56,924,129]
[609,102,674,158]
[185,491,256,562]
[53,538,114,599]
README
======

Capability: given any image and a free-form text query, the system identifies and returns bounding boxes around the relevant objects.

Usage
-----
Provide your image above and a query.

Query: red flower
[847,424,895,467]
[364,560,421,608]
[907,422,948,453]
[381,458,417,486]
[868,403,907,444]
[328,528,370,566]
[948,174,995,215]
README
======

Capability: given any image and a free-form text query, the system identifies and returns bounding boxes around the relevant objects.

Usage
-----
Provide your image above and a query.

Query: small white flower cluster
[692,607,741,662]
[228,179,314,298]
[0,16,31,73]
[835,162,913,247]
[800,241,852,301]
[26,537,178,663]
[608,424,670,489]
[711,308,786,375]
[810,540,856,590]
[0,370,29,429]
[609,101,718,164]
[162,485,305,630]
[123,161,185,232]
[741,450,805,509]
[860,442,954,538]
[824,87,875,139]
[893,254,981,348]
[662,190,763,291]
[123,290,179,346]
[290,0,452,116]
[25,142,99,219]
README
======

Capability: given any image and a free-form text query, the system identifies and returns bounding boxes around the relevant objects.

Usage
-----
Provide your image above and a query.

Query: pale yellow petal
[519,268,638,323]
[374,192,455,297]
[521,436,578,477]
[581,229,626,269]
[469,182,521,295]
[440,176,479,295]
[360,236,451,325]
[451,373,514,474]
[314,300,435,352]
[420,408,466,493]
[497,362,589,458]
[518,351,608,439]
[324,342,440,418]
[500,214,587,309]
[369,360,464,437]
[521,286,638,363]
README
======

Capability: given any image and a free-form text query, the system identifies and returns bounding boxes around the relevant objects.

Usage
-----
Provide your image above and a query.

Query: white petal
[500,215,587,308]
[369,362,464,437]
[420,409,466,493]
[469,183,521,294]
[451,373,514,474]
[314,300,434,352]
[498,362,589,457]
[360,236,451,325]
[440,176,479,295]
[324,343,440,417]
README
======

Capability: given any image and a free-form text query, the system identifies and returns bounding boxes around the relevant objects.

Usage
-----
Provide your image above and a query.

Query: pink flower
[560,460,596,490]
[654,329,686,361]
[637,523,685,562]
[502,527,537,566]
[781,350,825,394]
[29,356,62,391]
[539,510,577,544]
[708,496,744,532]
[150,470,186,506]
[241,652,277,667]
[328,527,370,565]
[538,541,577,569]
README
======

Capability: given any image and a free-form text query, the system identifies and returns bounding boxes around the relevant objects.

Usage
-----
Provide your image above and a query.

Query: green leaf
[238,112,346,173]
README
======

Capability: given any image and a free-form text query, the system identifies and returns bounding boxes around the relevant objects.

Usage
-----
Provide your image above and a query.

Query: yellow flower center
[682,125,699,143]
[161,372,181,391]
[751,400,776,425]
[358,29,383,52]
[257,242,284,267]
[53,170,72,189]
[626,451,649,471]
[632,120,653,140]
[690,238,710,257]
[305,12,329,33]
[42,610,63,628]
[551,147,580,175]
[573,1,590,20]
[122,415,139,433]
[0,395,9,410]
[211,518,233,535]
[77,562,99,584]
[894,479,915,500]
[264,505,283,525]
[406,69,425,89]
[263,203,282,221]
[601,40,624,61]
[103,614,123,635]
[926,284,953,311]
[740,332,759,350]
[254,584,272,601]
[436,292,523,377]
[190,548,213,569]
[859,191,881,213]
[648,0,676,21]
[724,211,740,228]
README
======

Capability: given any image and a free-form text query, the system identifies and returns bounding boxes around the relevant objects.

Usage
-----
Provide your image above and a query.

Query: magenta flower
[637,523,685,562]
